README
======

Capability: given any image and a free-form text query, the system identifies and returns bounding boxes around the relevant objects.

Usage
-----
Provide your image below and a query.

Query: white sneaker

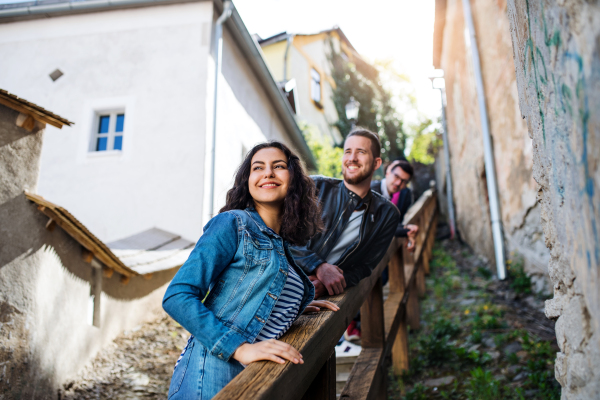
[335,340,362,357]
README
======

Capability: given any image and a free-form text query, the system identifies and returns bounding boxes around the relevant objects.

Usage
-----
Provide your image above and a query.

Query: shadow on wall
[0,193,178,301]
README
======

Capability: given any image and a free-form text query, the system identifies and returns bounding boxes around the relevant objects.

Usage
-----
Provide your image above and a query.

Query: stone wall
[507,1,600,397]
[436,0,549,289]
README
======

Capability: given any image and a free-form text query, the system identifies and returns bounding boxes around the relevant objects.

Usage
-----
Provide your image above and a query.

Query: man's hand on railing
[308,275,327,299]
[232,340,304,365]
[314,263,346,296]
[302,300,340,314]
[406,224,419,252]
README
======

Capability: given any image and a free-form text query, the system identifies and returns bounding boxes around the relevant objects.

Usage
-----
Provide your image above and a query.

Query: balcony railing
[214,188,438,400]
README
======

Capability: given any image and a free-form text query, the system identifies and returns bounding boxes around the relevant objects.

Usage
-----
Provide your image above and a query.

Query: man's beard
[343,162,374,185]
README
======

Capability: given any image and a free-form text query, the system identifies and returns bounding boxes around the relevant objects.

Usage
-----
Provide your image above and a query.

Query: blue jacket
[163,209,315,362]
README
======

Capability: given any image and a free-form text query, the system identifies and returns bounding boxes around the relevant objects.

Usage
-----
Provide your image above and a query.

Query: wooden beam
[45,217,56,231]
[28,199,136,277]
[213,242,396,400]
[339,348,385,400]
[82,249,94,263]
[120,275,130,285]
[103,267,114,278]
[301,351,336,400]
[0,93,70,129]
[360,278,385,348]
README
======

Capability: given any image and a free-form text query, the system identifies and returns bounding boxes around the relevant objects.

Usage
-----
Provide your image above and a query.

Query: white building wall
[0,2,213,242]
[202,24,298,224]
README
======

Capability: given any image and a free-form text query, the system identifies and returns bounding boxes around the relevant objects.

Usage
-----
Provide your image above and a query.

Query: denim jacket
[163,208,315,362]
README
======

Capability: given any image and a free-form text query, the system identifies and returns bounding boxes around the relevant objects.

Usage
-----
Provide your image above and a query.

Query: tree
[300,121,343,178]
[328,41,407,162]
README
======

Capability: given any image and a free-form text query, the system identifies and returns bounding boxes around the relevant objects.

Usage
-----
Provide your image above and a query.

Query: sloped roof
[0,89,73,128]
[108,228,194,275]
[25,192,191,277]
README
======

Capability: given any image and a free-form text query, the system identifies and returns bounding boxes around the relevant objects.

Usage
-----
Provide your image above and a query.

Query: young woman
[163,141,338,400]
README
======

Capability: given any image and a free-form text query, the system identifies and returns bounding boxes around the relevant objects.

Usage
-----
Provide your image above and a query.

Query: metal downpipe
[283,34,295,82]
[208,0,233,218]
[461,0,506,279]
[439,87,457,240]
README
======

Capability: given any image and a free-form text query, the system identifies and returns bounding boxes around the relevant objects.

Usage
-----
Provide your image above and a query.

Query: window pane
[113,135,123,150]
[98,116,110,133]
[116,114,125,133]
[96,137,108,151]
[311,68,320,82]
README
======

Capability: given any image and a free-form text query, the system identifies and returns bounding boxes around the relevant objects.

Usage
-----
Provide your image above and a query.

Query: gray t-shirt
[325,210,364,265]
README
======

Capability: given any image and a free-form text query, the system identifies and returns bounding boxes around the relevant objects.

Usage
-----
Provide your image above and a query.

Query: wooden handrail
[214,189,438,400]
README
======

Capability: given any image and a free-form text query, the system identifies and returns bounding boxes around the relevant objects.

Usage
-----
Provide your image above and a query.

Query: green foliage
[403,383,428,400]
[469,330,483,344]
[477,266,493,280]
[300,122,343,178]
[507,256,532,295]
[466,367,501,399]
[327,42,408,161]
[407,117,442,165]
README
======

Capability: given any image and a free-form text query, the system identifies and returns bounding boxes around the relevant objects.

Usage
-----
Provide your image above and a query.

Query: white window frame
[310,68,322,105]
[89,110,125,153]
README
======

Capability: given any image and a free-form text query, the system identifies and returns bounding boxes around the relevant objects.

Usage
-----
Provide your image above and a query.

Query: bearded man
[290,128,400,299]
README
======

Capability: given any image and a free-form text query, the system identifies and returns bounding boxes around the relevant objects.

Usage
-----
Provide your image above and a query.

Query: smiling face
[385,165,411,194]
[342,135,379,185]
[248,147,290,208]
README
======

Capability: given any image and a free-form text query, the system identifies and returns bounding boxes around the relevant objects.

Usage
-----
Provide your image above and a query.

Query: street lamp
[345,96,360,130]
[428,70,456,240]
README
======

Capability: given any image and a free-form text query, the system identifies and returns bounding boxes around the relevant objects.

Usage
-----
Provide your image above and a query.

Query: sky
[234,0,441,123]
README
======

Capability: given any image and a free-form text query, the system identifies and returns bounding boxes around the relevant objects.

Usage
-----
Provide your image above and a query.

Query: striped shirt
[254,263,304,342]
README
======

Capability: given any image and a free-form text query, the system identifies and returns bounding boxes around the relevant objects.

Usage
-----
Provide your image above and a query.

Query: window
[93,112,125,152]
[310,68,322,104]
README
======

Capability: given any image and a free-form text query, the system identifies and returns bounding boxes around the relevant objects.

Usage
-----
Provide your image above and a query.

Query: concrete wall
[437,0,549,290]
[507,1,600,397]
[0,103,177,398]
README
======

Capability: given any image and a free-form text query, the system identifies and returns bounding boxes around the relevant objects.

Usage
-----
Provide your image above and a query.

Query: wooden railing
[214,189,438,400]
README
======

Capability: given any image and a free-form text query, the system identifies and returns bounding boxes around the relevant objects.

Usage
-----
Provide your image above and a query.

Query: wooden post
[361,278,385,348]
[360,278,386,400]
[389,245,410,373]
[301,350,336,400]
[407,278,420,330]
[416,263,426,297]
[388,243,405,295]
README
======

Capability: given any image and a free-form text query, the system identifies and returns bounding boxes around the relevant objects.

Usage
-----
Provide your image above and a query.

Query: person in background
[163,141,338,400]
[290,128,400,347]
[370,159,419,248]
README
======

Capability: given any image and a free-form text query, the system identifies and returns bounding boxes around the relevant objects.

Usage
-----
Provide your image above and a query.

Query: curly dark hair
[219,141,323,245]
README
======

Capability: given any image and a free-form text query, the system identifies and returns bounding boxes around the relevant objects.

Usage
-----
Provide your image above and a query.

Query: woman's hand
[232,340,303,365]
[303,300,340,314]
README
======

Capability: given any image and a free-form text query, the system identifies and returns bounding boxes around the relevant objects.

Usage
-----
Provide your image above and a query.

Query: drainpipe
[208,0,233,218]
[438,87,457,240]
[462,0,506,280]
[283,33,295,82]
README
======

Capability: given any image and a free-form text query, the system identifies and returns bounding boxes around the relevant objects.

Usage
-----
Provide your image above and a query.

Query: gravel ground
[61,314,189,400]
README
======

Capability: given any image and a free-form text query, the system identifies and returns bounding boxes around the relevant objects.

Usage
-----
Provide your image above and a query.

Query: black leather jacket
[290,176,400,287]
[370,180,414,237]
